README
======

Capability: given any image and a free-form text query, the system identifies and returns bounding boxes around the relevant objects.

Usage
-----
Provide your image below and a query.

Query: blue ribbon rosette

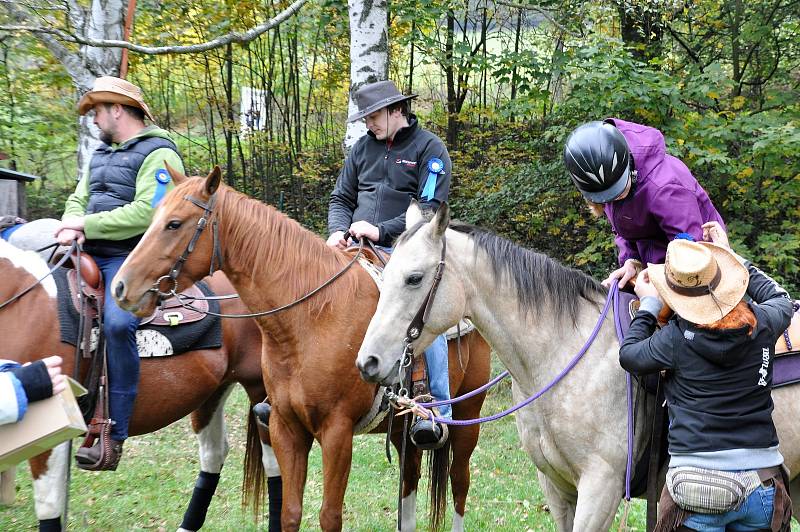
[151,168,171,208]
[422,158,445,201]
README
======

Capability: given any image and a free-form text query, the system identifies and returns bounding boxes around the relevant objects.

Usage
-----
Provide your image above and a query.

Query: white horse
[4,218,68,262]
[356,202,800,531]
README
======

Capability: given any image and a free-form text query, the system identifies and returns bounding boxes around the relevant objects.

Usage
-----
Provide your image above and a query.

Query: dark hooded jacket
[327,114,451,246]
[620,260,793,457]
[603,118,725,266]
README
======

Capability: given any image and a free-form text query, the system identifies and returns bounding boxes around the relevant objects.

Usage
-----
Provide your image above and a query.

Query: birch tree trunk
[345,0,388,151]
[2,0,125,180]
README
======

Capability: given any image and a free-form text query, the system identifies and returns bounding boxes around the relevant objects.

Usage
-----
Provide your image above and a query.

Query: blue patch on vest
[0,224,23,241]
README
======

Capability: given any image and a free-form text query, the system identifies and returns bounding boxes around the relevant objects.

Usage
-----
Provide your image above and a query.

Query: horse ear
[165,161,186,185]
[430,202,450,239]
[406,200,424,229]
[205,166,222,196]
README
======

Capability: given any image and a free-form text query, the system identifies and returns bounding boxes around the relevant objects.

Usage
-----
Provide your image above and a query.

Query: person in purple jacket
[564,118,725,288]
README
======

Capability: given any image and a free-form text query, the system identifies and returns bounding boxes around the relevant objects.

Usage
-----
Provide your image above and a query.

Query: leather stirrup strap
[647,375,666,532]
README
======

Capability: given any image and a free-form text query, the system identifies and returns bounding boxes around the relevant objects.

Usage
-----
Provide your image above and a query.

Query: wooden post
[0,168,37,218]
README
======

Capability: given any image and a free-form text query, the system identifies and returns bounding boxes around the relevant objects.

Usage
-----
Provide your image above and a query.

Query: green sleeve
[62,169,90,219]
[83,148,184,240]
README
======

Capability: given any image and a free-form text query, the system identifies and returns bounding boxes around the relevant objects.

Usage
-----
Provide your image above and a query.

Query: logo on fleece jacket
[758,347,770,386]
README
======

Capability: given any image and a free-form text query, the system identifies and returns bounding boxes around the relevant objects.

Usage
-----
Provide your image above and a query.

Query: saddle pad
[773,351,800,388]
[55,268,223,356]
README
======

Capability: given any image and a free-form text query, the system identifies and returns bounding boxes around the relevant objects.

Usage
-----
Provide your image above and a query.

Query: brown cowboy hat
[648,239,748,325]
[77,76,156,122]
[347,80,417,123]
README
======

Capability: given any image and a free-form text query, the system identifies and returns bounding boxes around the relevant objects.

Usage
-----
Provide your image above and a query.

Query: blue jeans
[424,335,451,419]
[375,245,451,419]
[94,255,141,441]
[682,485,775,531]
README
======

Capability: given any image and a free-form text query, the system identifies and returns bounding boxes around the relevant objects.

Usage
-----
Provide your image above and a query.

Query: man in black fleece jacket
[326,80,452,449]
[620,222,794,530]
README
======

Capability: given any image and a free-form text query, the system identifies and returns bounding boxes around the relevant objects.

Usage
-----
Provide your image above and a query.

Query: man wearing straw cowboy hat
[620,222,794,530]
[327,80,453,449]
[54,76,184,471]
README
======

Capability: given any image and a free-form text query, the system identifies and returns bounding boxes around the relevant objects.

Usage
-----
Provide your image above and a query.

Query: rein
[150,190,366,319]
[0,240,77,311]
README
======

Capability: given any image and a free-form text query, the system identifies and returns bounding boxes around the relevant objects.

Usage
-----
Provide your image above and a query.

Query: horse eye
[166,220,182,230]
[406,273,423,286]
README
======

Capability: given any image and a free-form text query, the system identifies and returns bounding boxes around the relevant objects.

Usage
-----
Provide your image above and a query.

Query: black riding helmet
[564,120,632,203]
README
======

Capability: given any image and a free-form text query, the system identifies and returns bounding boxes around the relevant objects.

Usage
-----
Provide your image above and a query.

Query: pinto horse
[0,239,276,531]
[356,202,800,530]
[112,166,492,531]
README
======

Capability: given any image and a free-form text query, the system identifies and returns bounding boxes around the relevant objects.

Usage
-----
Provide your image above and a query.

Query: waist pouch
[666,466,762,514]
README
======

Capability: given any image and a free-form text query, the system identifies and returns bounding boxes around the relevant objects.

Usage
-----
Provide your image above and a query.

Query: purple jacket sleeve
[649,184,704,242]
[615,233,640,265]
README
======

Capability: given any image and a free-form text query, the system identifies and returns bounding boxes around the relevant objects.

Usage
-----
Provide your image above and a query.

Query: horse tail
[427,440,451,531]
[241,409,265,518]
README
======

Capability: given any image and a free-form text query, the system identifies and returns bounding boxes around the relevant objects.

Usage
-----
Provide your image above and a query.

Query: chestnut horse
[0,239,276,531]
[112,166,492,531]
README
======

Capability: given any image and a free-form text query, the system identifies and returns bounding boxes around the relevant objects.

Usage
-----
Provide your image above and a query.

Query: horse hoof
[253,402,271,427]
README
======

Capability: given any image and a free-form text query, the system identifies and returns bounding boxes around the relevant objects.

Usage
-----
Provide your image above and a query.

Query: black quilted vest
[84,134,178,257]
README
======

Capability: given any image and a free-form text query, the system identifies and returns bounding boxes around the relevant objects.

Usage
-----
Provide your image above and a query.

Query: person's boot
[410,416,449,450]
[253,401,271,428]
[75,438,124,471]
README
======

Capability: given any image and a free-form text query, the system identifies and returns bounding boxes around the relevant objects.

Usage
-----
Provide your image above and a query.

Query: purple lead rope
[419,370,509,408]
[427,283,617,426]
[612,286,634,502]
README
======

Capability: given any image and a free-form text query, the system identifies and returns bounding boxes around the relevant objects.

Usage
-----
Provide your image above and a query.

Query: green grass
[1,363,651,531]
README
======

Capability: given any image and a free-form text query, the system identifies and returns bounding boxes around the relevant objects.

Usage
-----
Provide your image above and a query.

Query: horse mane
[187,179,359,316]
[448,221,605,323]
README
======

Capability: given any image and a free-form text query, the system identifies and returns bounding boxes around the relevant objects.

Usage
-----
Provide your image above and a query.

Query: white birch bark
[2,0,125,180]
[345,0,388,151]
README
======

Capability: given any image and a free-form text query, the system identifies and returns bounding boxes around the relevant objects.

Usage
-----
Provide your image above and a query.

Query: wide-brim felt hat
[648,240,748,325]
[77,76,156,122]
[347,80,417,122]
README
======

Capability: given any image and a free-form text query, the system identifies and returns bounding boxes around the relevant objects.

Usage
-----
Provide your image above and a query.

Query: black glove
[10,361,53,402]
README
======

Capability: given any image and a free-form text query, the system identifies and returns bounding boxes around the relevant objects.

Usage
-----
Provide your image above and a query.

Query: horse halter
[151,193,223,298]
[403,235,447,352]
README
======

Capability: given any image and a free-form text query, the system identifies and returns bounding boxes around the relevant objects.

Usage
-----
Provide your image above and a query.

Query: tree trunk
[3,0,126,180]
[345,0,388,151]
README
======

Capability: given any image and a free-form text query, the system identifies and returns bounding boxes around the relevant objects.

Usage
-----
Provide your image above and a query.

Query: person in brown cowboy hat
[620,222,794,531]
[326,79,453,449]
[53,76,184,472]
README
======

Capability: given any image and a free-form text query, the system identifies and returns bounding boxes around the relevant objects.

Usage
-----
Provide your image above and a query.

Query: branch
[666,24,703,71]
[496,1,576,36]
[0,0,310,55]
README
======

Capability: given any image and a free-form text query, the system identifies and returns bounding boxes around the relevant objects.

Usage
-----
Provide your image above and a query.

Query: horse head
[356,201,466,385]
[113,164,223,317]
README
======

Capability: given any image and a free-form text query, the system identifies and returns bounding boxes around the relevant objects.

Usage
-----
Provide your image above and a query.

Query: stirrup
[410,417,449,451]
[76,419,123,471]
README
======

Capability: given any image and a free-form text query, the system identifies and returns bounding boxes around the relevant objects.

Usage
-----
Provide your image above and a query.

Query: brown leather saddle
[58,251,210,327]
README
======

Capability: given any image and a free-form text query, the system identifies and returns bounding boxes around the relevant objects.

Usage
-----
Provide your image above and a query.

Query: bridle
[148,190,365,319]
[150,192,223,298]
[395,235,448,387]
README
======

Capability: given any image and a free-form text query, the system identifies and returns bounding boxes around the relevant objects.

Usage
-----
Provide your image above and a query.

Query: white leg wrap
[451,512,464,532]
[196,388,233,474]
[261,442,281,477]
[32,442,69,520]
[0,466,16,506]
[399,490,416,532]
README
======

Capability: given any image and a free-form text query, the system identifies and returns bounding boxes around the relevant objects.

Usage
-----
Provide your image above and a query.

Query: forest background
[1,0,798,291]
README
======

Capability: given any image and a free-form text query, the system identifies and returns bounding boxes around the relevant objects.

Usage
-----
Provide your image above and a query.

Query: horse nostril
[113,280,125,300]
[357,355,380,381]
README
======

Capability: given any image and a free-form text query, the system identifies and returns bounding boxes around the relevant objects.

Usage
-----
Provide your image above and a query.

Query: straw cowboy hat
[347,80,417,123]
[77,76,156,122]
[648,239,749,325]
